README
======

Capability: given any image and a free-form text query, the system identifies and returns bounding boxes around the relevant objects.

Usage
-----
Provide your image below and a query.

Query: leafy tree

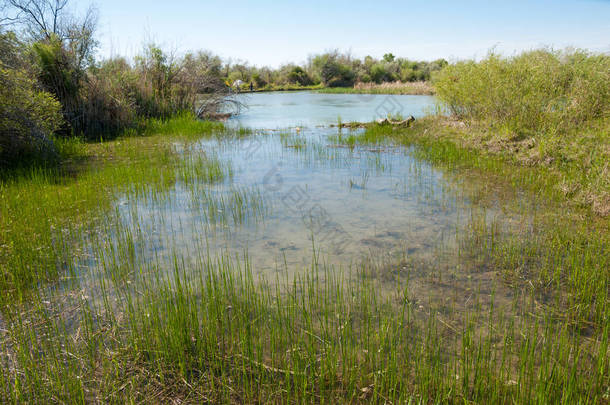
[383,53,395,62]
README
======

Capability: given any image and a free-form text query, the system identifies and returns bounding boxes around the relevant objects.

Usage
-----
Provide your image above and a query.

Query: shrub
[31,37,83,136]
[79,68,138,138]
[434,49,610,134]
[251,72,267,88]
[370,63,393,84]
[286,66,312,86]
[0,65,63,168]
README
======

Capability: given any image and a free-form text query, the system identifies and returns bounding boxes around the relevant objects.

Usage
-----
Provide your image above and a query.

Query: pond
[100,92,499,283]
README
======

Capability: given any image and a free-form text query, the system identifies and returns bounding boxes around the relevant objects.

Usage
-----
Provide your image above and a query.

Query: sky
[93,0,610,66]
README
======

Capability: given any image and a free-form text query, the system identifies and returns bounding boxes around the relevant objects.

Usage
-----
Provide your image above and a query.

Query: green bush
[0,65,63,168]
[286,66,312,86]
[0,33,63,169]
[79,68,138,138]
[370,63,393,83]
[434,49,610,134]
[31,37,83,136]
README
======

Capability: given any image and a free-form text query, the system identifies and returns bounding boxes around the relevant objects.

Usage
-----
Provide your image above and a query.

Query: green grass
[0,113,608,403]
[0,114,228,298]
[1,242,607,403]
[331,117,609,326]
[139,112,225,137]
[433,49,609,135]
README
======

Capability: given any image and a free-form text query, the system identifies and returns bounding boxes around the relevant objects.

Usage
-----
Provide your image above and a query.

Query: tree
[286,65,312,86]
[383,53,395,62]
[2,0,98,67]
[0,0,99,136]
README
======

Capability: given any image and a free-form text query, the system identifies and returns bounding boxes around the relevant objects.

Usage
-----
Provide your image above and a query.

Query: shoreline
[234,81,435,96]
[338,115,609,218]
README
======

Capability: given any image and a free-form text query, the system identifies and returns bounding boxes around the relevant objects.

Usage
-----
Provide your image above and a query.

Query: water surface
[231,91,436,128]
[101,92,488,281]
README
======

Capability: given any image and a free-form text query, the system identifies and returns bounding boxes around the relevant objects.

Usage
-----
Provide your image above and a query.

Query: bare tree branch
[3,0,88,42]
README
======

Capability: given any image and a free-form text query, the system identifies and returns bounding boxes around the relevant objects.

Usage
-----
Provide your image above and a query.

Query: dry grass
[318,81,435,95]
[354,80,435,95]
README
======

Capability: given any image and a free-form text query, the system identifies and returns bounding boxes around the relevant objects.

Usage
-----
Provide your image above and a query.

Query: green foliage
[251,72,267,87]
[370,62,394,83]
[81,58,138,137]
[0,34,63,168]
[132,44,196,118]
[32,37,83,135]
[286,65,312,86]
[434,49,610,134]
[141,112,225,137]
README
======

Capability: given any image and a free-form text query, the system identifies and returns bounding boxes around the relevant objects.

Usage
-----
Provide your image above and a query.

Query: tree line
[226,51,447,89]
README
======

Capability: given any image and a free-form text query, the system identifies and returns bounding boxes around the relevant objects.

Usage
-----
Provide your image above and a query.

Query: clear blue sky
[94,0,610,66]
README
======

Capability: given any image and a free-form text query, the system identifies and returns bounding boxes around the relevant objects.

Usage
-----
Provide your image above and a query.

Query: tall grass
[139,112,225,137]
[431,49,609,216]
[0,115,226,298]
[434,49,610,135]
[1,246,607,403]
[319,81,435,95]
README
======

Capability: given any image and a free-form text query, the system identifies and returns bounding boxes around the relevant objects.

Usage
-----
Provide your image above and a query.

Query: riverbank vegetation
[2,109,608,403]
[432,49,609,216]
[1,8,440,171]
[0,0,237,170]
[318,80,435,95]
[240,51,445,92]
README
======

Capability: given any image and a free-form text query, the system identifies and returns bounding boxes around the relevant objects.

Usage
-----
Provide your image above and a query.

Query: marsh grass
[0,115,230,298]
[318,81,435,95]
[178,154,233,185]
[280,131,308,150]
[433,49,609,136]
[337,119,609,328]
[1,241,607,403]
[0,114,608,403]
[139,112,225,137]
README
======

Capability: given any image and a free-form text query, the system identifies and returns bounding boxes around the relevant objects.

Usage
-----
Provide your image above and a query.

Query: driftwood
[330,115,416,129]
[375,115,415,127]
[194,77,246,120]
[330,121,369,129]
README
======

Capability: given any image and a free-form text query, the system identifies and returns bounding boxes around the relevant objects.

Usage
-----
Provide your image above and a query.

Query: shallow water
[100,92,491,282]
[116,132,465,278]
